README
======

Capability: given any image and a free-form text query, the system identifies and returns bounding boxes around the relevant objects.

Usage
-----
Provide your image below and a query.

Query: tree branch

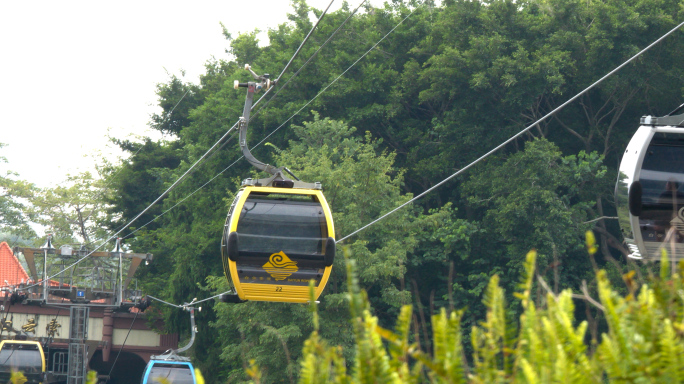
[592,225,631,258]
[583,216,618,224]
[537,275,604,312]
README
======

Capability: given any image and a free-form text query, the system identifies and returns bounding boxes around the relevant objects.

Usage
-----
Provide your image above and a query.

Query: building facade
[0,242,176,383]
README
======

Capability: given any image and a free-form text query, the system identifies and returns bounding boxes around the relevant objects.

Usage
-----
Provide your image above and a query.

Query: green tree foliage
[105,138,182,237]
[207,115,454,383]
[98,0,684,382]
[9,167,142,288]
[277,114,453,311]
[0,144,35,242]
[390,0,684,192]
[150,75,204,136]
[24,170,116,246]
[0,145,121,249]
[459,139,608,311]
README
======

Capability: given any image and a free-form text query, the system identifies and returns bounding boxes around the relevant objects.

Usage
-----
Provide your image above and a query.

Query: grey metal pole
[43,249,48,302]
[236,66,281,176]
[118,252,123,306]
[175,307,196,353]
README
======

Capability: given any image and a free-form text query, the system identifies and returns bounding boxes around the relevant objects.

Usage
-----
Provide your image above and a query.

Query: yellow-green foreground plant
[8,232,684,383]
[296,234,684,383]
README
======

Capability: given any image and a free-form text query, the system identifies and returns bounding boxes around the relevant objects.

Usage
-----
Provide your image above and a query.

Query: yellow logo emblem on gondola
[263,251,298,280]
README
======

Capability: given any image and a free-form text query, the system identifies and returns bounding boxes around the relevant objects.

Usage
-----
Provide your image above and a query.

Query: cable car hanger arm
[235,65,320,189]
[235,65,282,176]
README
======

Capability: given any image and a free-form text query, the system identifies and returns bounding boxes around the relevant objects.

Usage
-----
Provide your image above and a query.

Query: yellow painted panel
[225,186,336,302]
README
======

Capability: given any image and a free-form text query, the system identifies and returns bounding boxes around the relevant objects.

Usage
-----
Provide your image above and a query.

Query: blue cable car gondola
[221,65,336,303]
[617,108,684,260]
[140,360,195,384]
[140,306,198,384]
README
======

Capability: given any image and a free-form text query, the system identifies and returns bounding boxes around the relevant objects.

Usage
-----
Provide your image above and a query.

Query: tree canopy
[97,0,684,381]
[0,143,35,243]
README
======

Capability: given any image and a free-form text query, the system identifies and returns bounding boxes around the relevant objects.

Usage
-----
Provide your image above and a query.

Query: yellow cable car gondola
[221,65,336,303]
[0,340,46,384]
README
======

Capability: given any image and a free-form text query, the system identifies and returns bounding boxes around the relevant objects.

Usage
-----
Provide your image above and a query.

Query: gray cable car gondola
[617,109,684,260]
[220,65,335,303]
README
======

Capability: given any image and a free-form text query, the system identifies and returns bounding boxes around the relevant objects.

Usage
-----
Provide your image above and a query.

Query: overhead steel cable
[338,19,684,243]
[123,152,242,240]
[40,88,193,263]
[246,0,336,110]
[146,290,234,309]
[147,295,185,309]
[109,0,338,235]
[191,290,233,305]
[100,292,229,382]
[251,0,368,114]
[130,0,335,189]
[241,2,421,156]
[113,1,335,198]
[117,1,420,240]
[16,121,241,292]
[105,310,139,383]
[275,0,335,84]
[119,128,240,241]
[12,1,419,294]
[241,0,336,118]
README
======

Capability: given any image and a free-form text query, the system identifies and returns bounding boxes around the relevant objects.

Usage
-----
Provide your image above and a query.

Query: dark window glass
[0,343,42,373]
[147,363,194,384]
[237,193,327,255]
[639,132,684,243]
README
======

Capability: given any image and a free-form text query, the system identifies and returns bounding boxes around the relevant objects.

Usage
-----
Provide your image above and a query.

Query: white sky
[0,0,373,188]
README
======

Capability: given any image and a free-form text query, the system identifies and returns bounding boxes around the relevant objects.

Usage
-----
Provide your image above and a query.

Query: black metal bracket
[219,293,247,304]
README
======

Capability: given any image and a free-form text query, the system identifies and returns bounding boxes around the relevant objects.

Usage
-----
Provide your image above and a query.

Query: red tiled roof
[0,242,29,286]
[0,243,71,288]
